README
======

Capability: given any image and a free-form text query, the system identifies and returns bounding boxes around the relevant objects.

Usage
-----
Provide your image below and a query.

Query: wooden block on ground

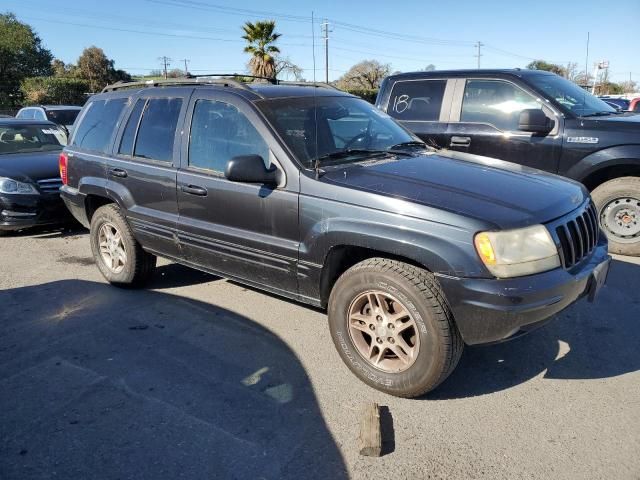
[358,401,382,457]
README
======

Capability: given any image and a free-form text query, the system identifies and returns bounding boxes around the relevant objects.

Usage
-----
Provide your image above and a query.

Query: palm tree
[242,20,281,79]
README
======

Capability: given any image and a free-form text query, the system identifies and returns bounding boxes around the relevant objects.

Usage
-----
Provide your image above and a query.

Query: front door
[176,91,299,294]
[447,78,563,173]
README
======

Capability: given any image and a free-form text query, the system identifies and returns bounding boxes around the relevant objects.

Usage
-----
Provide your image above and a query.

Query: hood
[320,150,587,229]
[580,112,640,132]
[0,150,62,183]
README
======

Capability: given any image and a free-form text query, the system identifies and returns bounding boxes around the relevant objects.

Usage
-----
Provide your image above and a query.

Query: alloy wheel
[347,290,420,373]
[98,222,127,273]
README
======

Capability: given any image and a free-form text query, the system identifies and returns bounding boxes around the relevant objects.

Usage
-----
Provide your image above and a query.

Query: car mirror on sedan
[224,155,280,185]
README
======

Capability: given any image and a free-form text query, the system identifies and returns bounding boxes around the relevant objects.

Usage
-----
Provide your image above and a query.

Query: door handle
[108,168,128,178]
[181,184,208,196]
[450,136,471,147]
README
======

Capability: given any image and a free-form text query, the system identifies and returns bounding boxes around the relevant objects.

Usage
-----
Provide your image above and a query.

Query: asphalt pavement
[1,225,639,479]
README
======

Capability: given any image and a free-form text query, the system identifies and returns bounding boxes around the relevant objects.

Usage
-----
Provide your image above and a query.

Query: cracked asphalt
[1,225,639,479]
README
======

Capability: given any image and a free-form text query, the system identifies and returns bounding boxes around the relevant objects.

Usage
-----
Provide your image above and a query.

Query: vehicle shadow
[430,258,640,399]
[148,263,221,289]
[0,280,347,480]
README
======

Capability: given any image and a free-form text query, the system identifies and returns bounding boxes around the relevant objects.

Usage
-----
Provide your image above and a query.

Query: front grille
[554,202,599,268]
[37,178,63,194]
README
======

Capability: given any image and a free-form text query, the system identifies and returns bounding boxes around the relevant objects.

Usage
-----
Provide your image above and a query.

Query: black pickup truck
[60,78,609,397]
[376,69,640,256]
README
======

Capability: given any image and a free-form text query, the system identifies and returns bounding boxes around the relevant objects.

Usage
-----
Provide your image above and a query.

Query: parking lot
[1,225,639,479]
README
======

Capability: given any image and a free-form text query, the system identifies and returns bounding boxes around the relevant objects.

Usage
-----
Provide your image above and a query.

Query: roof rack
[101,73,274,96]
[275,80,340,91]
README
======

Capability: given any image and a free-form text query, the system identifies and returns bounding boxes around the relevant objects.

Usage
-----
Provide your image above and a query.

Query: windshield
[258,96,424,168]
[46,109,80,127]
[0,125,64,154]
[527,74,616,117]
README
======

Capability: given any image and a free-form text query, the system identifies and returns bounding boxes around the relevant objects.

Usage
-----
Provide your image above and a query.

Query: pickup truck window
[527,74,616,117]
[72,98,127,153]
[387,80,446,121]
[134,98,182,162]
[188,99,269,173]
[461,80,541,131]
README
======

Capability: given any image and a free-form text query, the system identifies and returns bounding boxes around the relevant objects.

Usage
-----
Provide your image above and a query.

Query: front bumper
[437,238,611,345]
[0,193,71,231]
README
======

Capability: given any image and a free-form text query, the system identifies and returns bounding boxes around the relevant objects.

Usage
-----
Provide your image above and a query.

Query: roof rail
[101,74,271,97]
[275,80,341,91]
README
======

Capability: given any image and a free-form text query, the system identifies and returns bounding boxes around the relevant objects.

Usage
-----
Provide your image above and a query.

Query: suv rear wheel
[592,176,640,256]
[327,258,463,398]
[90,204,156,286]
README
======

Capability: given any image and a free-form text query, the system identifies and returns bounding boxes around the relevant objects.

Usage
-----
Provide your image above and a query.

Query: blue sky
[5,0,639,83]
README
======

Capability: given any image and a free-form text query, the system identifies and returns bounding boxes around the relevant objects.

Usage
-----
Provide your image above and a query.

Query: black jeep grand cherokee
[60,78,610,397]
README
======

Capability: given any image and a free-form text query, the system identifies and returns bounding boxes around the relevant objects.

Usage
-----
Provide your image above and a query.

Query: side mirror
[224,155,280,185]
[518,109,553,134]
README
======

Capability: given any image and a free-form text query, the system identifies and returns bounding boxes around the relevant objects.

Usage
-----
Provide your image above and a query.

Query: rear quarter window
[72,98,128,153]
[387,79,447,121]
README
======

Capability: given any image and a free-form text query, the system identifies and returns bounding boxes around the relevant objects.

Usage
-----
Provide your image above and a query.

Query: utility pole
[321,20,331,84]
[475,41,484,69]
[158,56,171,79]
[181,58,190,76]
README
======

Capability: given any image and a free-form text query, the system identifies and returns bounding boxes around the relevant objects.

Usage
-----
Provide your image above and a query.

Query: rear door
[446,77,563,173]
[107,88,192,258]
[176,90,299,293]
[380,78,453,148]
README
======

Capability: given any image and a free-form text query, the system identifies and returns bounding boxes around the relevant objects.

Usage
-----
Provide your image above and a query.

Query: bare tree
[275,57,303,81]
[335,60,391,90]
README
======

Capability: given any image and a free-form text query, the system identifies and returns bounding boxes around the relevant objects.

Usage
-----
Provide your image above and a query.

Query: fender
[297,213,491,303]
[563,144,640,183]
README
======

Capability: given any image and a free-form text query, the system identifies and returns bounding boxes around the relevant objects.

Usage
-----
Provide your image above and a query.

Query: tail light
[59,152,68,185]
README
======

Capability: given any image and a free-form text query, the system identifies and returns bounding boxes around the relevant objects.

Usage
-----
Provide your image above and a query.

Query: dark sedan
[0,119,70,234]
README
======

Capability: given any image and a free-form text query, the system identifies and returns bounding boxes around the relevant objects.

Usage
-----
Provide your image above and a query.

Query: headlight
[0,177,39,195]
[474,224,560,278]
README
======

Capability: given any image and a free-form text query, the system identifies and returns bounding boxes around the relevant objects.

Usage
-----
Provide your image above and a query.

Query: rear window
[387,80,447,121]
[46,109,80,126]
[133,98,182,162]
[72,98,127,153]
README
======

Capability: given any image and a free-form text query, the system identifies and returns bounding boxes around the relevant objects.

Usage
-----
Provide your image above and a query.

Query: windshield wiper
[581,111,620,117]
[313,149,392,164]
[387,141,428,150]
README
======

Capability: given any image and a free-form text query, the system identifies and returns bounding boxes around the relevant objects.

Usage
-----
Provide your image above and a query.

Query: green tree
[0,13,53,108]
[242,20,281,79]
[21,77,89,105]
[334,60,391,90]
[526,60,565,76]
[73,46,132,92]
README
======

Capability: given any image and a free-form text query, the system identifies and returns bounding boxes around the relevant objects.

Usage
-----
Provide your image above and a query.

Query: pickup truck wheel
[328,258,463,398]
[90,204,157,286]
[592,176,640,256]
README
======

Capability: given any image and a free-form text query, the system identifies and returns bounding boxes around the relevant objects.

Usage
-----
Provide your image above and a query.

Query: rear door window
[72,98,127,153]
[18,109,34,119]
[118,99,146,156]
[387,80,447,121]
[134,98,183,162]
[461,80,542,131]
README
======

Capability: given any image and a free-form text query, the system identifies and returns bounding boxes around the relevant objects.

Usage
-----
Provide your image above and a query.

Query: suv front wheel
[328,258,463,398]
[90,204,157,286]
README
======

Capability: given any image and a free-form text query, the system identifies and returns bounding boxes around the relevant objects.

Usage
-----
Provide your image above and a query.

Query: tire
[328,258,463,398]
[591,176,640,256]
[90,204,156,286]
